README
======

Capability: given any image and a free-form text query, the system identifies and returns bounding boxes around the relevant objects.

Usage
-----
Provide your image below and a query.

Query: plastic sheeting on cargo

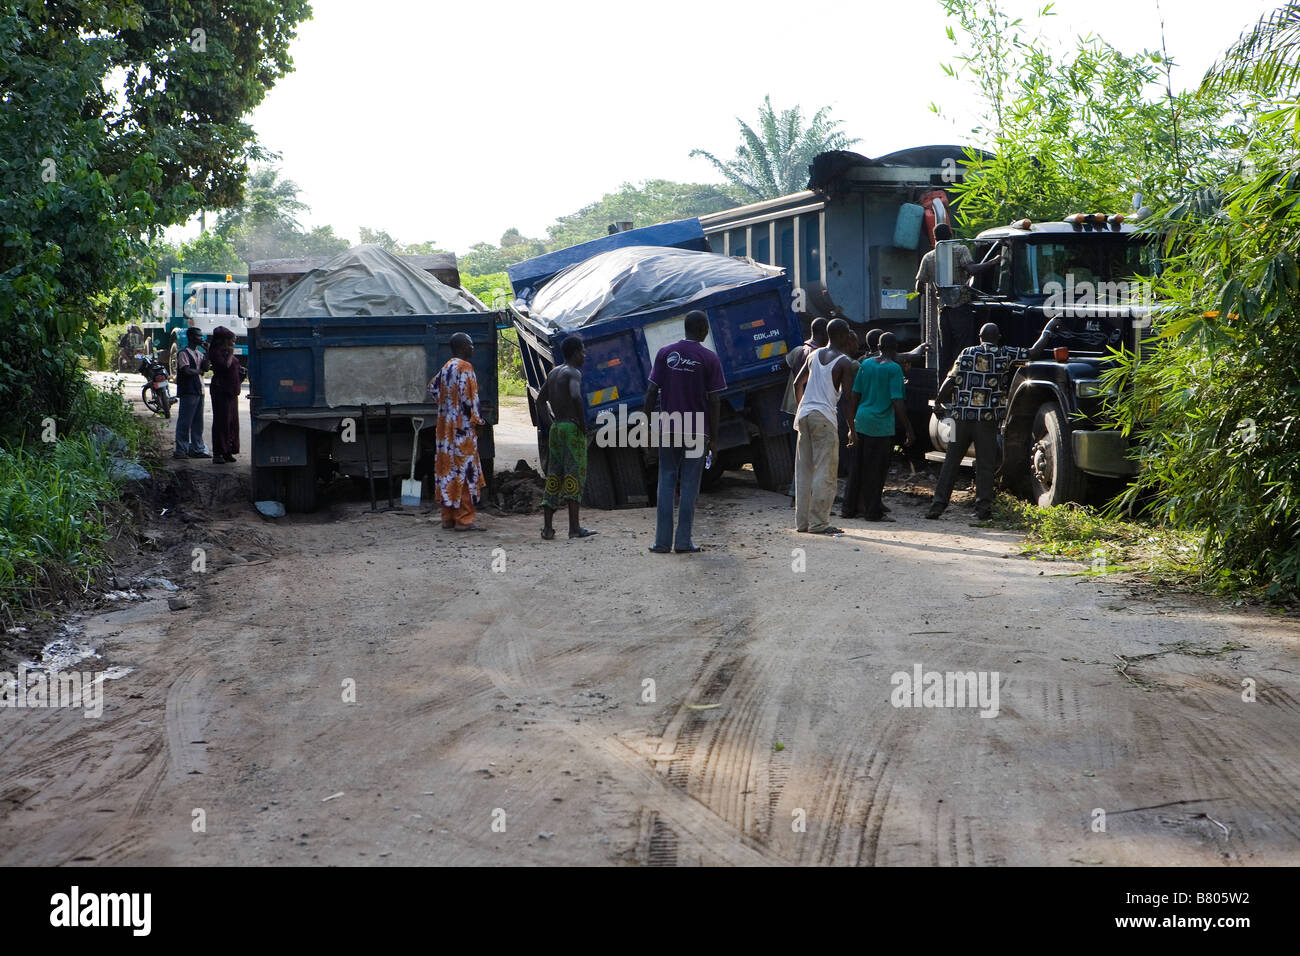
[264,244,483,317]
[524,245,783,331]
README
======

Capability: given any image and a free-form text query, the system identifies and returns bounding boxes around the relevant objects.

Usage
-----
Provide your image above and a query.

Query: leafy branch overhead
[690,96,860,201]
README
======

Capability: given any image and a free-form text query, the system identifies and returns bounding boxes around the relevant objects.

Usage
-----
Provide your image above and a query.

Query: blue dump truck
[508,219,802,509]
[248,246,497,512]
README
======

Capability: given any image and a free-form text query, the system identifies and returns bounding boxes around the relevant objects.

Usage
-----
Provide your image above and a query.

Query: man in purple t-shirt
[643,310,726,554]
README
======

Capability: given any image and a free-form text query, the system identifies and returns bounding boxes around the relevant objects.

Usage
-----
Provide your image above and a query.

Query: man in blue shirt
[846,333,914,521]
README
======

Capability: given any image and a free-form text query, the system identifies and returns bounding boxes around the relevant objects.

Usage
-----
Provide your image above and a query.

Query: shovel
[402,416,425,507]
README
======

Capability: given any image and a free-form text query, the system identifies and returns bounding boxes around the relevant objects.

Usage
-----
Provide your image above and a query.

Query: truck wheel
[250,465,282,502]
[284,455,318,513]
[1028,402,1087,507]
[750,433,795,492]
[609,447,649,508]
[166,335,180,381]
[699,454,726,491]
[582,445,617,511]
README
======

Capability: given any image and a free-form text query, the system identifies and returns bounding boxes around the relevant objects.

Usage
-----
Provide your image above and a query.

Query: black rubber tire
[283,453,318,513]
[609,447,649,508]
[750,432,795,492]
[582,444,617,510]
[166,336,180,381]
[142,384,162,416]
[699,455,726,491]
[1028,402,1087,507]
[159,389,172,419]
[536,428,549,474]
[250,465,282,502]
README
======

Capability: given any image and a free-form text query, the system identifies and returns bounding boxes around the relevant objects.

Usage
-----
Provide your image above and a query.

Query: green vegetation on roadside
[0,380,153,621]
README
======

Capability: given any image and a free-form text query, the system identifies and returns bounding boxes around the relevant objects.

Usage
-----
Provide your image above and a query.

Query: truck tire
[284,455,318,513]
[536,428,548,474]
[750,433,795,493]
[250,465,282,502]
[582,445,617,511]
[699,454,726,491]
[165,334,180,381]
[609,447,649,508]
[1028,401,1087,507]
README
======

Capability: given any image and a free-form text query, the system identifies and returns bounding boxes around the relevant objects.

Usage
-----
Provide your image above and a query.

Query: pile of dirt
[493,460,546,514]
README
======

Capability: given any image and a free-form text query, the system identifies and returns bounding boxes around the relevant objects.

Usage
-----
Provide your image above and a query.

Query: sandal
[453,524,486,532]
[813,526,844,535]
[541,527,556,540]
[569,528,598,539]
[649,545,671,554]
[674,546,703,553]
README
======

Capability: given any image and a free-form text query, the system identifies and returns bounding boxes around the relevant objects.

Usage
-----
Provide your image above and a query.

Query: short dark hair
[933,223,953,242]
[826,317,852,345]
[878,332,898,355]
[810,317,829,343]
[561,335,584,361]
[865,328,883,350]
[684,310,709,340]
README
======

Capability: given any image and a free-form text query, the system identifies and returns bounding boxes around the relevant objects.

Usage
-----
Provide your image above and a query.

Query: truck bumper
[1072,429,1138,477]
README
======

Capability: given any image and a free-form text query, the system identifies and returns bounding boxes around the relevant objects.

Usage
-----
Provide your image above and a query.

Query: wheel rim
[1031,429,1054,494]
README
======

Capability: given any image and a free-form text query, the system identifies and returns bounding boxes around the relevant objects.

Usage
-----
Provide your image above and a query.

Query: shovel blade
[401,478,422,507]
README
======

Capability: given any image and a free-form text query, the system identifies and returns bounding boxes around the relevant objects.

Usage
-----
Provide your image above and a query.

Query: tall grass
[0,379,146,617]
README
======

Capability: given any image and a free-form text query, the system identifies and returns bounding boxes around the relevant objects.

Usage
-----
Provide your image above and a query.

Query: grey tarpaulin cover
[527,246,782,331]
[264,244,483,317]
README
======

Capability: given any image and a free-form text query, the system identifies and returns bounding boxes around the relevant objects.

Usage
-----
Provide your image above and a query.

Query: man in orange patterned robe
[427,333,486,531]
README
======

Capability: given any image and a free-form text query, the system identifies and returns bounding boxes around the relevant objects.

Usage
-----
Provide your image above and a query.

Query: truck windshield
[1014,237,1157,297]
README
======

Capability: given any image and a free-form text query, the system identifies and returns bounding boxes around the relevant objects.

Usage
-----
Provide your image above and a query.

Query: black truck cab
[924,215,1157,506]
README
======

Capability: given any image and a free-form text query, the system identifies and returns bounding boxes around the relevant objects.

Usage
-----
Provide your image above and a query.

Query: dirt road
[3,394,1298,866]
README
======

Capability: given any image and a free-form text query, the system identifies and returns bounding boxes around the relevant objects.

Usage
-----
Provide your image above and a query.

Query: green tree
[938,0,1245,234]
[545,180,744,250]
[689,96,859,201]
[0,1,311,444]
[1101,5,1300,597]
[176,233,245,275]
[357,228,446,256]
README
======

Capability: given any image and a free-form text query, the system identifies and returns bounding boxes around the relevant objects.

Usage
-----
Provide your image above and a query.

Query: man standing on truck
[792,318,858,535]
[539,336,597,540]
[427,332,487,532]
[926,318,1059,521]
[644,310,725,554]
[914,223,1000,373]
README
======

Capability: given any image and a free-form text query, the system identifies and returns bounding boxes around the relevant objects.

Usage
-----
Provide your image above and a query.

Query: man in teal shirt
[846,333,914,521]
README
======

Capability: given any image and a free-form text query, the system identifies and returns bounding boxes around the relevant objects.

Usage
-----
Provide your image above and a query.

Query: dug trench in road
[2,395,1298,866]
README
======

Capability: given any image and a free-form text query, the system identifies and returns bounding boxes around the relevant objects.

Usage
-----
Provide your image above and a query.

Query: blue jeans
[654,447,706,550]
[175,391,208,455]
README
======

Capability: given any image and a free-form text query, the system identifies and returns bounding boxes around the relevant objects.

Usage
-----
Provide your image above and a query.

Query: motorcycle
[137,352,173,419]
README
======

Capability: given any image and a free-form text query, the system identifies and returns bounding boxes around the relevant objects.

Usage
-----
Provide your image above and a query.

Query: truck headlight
[1075,379,1114,399]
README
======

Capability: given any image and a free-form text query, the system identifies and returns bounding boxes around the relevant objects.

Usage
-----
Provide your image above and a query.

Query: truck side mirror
[934,239,958,288]
[934,240,967,306]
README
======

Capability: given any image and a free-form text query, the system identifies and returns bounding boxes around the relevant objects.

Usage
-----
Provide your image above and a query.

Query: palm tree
[1203,2,1300,96]
[690,96,860,201]
[214,165,308,239]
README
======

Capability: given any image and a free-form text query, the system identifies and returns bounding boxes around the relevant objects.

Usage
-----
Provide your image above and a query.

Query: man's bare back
[541,364,584,430]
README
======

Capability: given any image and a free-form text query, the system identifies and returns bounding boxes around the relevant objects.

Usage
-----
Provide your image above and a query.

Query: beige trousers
[794,411,839,533]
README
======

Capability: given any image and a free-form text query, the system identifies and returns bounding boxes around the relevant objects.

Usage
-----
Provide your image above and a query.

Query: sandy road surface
[3,392,1299,866]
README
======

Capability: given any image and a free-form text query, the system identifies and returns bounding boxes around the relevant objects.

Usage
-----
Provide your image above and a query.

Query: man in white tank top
[791,319,858,534]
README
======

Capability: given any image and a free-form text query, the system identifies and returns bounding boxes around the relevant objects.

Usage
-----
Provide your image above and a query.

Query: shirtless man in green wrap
[539,335,597,540]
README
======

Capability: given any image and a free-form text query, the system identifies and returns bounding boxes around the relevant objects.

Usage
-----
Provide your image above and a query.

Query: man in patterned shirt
[925,318,1059,520]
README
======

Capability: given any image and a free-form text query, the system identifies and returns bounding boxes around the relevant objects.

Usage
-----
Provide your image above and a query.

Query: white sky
[226,0,1276,254]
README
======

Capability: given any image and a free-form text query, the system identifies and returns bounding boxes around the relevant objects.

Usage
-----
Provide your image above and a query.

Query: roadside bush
[0,379,146,618]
